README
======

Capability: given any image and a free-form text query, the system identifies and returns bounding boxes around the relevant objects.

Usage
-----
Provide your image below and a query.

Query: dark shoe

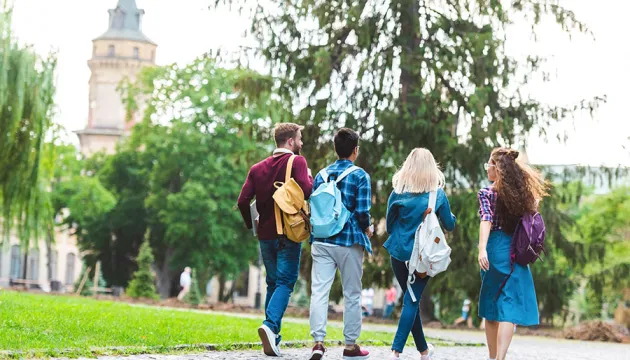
[258,324,280,356]
[309,343,326,360]
[343,345,370,359]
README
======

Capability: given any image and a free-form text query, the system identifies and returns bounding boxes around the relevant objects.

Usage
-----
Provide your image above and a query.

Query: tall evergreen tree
[184,269,203,307]
[212,0,603,320]
[127,233,159,300]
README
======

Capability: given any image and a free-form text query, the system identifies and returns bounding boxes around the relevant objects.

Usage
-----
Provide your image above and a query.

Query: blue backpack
[310,166,361,238]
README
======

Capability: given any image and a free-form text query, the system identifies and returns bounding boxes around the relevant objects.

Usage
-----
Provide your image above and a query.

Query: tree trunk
[224,281,236,303]
[198,269,211,298]
[22,252,28,280]
[217,274,236,303]
[398,0,422,112]
[154,247,174,298]
[46,225,54,281]
[218,274,227,302]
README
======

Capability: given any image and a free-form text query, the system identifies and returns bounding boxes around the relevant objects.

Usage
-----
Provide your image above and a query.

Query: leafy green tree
[127,235,159,300]
[570,187,630,320]
[70,55,288,298]
[0,7,57,247]
[212,0,603,320]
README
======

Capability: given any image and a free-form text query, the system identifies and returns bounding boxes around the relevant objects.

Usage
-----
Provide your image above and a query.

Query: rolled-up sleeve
[477,188,494,223]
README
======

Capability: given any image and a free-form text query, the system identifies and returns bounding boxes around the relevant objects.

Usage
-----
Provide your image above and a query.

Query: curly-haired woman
[477,148,548,360]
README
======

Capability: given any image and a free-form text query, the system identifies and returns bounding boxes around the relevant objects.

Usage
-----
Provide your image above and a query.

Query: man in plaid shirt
[308,128,373,360]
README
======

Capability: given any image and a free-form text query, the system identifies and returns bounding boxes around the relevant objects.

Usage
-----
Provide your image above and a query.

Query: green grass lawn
[0,291,411,358]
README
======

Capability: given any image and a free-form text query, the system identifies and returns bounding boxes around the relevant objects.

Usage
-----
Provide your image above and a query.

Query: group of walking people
[237,123,547,360]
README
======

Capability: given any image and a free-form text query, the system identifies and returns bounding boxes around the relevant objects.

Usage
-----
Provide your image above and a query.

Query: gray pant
[309,243,364,344]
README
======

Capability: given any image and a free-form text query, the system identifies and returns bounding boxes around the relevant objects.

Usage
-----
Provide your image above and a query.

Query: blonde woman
[384,148,456,360]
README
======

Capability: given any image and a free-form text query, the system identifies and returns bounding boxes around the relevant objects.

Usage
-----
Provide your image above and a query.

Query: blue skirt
[478,230,539,326]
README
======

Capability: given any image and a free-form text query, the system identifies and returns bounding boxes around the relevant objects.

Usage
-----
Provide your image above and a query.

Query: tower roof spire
[94,0,155,45]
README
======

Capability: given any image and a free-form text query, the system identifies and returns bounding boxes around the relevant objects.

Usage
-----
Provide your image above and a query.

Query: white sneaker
[420,343,435,359]
[258,324,280,356]
[389,352,399,360]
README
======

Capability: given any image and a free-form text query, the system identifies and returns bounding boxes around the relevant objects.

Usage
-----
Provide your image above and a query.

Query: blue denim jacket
[384,188,456,262]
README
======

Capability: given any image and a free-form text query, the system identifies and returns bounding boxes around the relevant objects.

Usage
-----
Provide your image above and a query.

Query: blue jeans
[259,238,302,342]
[391,257,429,353]
[383,303,395,318]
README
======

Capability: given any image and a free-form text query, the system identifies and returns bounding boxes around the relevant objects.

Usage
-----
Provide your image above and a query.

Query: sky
[10,0,630,167]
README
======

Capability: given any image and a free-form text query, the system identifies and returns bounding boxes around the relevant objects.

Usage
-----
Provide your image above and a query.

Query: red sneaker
[309,343,326,360]
[343,345,370,360]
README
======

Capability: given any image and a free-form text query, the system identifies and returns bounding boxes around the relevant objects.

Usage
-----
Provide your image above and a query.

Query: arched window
[108,45,115,57]
[65,253,76,285]
[28,248,39,281]
[133,47,139,59]
[10,245,21,279]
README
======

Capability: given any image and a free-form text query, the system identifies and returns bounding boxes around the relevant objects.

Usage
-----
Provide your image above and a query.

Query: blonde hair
[392,148,445,194]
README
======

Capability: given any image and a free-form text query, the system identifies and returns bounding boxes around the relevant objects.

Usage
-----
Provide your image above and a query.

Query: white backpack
[406,189,452,302]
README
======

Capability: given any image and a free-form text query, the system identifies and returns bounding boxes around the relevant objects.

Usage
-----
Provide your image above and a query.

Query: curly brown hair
[491,147,549,233]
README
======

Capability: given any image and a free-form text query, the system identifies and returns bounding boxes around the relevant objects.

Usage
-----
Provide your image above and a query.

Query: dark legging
[390,257,429,353]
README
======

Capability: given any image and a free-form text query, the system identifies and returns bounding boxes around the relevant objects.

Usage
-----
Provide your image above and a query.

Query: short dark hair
[334,128,359,158]
[274,123,303,146]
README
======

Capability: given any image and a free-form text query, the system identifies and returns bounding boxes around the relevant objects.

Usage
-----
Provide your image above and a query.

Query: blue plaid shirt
[311,160,372,253]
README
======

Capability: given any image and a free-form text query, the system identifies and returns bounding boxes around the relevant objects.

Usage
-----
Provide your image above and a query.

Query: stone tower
[76,0,157,156]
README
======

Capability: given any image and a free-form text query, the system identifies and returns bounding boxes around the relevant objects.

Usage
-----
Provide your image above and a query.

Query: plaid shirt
[311,160,372,253]
[477,186,502,230]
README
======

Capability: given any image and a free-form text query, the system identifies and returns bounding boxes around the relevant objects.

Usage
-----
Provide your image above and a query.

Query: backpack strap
[285,155,297,183]
[428,189,438,211]
[275,155,297,237]
[275,203,284,235]
[318,168,329,183]
[495,265,515,301]
[334,166,360,184]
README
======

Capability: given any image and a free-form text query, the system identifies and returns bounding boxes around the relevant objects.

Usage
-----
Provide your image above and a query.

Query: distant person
[361,288,375,317]
[237,122,314,357]
[453,298,473,328]
[384,148,456,360]
[477,148,548,360]
[383,284,397,319]
[177,267,191,301]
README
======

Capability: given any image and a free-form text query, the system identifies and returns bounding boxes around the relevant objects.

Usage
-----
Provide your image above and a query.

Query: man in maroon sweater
[237,123,313,357]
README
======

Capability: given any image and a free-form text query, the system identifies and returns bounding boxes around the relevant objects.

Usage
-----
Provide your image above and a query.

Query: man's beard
[293,146,301,155]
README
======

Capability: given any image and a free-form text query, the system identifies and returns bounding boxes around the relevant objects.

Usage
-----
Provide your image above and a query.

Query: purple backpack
[512,212,546,266]
[496,212,546,299]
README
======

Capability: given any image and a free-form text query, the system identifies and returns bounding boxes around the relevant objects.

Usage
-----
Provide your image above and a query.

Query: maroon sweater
[237,153,313,240]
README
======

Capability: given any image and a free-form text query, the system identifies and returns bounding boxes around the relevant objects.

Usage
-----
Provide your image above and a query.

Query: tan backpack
[273,155,311,243]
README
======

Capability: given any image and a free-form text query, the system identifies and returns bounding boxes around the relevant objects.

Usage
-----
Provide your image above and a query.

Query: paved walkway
[95,337,629,360]
[114,306,629,360]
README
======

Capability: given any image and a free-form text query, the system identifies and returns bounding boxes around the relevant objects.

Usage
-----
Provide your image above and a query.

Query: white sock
[489,358,496,360]
[421,356,430,360]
